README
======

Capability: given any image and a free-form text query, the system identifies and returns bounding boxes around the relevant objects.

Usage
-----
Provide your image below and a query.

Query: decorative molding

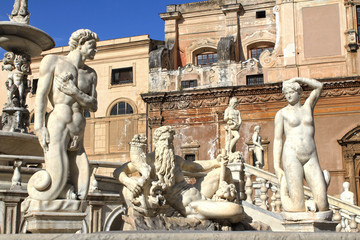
[142,77,360,111]
[345,29,359,52]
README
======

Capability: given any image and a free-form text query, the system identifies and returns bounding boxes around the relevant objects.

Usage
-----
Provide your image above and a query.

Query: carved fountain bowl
[0,21,54,56]
[0,131,43,156]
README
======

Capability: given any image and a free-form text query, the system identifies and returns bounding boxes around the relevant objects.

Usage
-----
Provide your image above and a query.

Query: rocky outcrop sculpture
[114,126,245,230]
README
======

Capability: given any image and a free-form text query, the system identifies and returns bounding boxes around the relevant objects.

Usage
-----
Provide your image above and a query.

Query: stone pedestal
[282,220,338,232]
[21,199,87,233]
[24,211,86,233]
[281,210,337,232]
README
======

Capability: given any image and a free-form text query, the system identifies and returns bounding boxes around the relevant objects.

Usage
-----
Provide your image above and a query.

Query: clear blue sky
[0,0,198,48]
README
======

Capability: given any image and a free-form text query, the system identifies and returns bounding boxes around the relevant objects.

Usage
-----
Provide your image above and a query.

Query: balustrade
[0,154,359,233]
[243,162,360,232]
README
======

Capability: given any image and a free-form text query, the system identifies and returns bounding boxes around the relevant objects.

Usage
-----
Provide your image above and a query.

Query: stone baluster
[238,161,246,201]
[259,178,268,210]
[332,207,342,232]
[253,177,262,206]
[275,185,281,212]
[270,184,277,212]
[10,160,22,190]
[245,172,253,204]
[349,214,358,232]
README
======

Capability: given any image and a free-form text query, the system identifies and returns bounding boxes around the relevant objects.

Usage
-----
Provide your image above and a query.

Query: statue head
[343,181,350,191]
[69,29,99,59]
[282,80,302,105]
[153,126,175,149]
[153,126,176,187]
[282,80,303,95]
[254,125,261,133]
[229,97,238,108]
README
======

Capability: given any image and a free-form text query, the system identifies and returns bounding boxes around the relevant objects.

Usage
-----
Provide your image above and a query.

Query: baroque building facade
[0,1,359,233]
[143,0,360,204]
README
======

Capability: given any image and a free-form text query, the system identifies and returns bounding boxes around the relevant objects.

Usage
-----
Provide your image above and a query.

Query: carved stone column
[160,6,182,70]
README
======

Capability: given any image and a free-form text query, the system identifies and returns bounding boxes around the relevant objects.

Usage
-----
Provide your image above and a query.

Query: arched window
[110,102,133,116]
[196,52,218,66]
[193,47,218,66]
[247,42,274,60]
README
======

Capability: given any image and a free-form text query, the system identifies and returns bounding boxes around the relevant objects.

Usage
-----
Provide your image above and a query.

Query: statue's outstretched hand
[36,127,50,152]
[55,72,77,96]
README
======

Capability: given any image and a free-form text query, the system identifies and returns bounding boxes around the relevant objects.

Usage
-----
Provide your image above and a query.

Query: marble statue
[273,77,330,212]
[10,0,30,24]
[1,52,31,132]
[252,125,263,168]
[224,97,241,154]
[2,52,31,108]
[340,182,355,205]
[114,126,243,223]
[27,29,99,201]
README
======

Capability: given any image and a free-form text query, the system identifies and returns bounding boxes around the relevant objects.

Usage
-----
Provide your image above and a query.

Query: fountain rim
[0,21,55,52]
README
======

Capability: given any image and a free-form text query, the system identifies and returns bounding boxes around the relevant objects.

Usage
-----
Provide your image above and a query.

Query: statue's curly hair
[282,80,303,95]
[153,126,175,145]
[68,29,99,51]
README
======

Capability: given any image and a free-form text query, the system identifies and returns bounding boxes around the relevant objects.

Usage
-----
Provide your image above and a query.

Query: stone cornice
[160,11,182,21]
[142,77,360,111]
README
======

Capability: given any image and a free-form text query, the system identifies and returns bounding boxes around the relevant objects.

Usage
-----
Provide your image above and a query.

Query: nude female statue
[28,29,99,201]
[273,77,329,212]
[252,125,263,168]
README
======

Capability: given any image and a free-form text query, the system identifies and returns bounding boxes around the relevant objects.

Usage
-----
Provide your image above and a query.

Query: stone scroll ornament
[25,29,99,203]
[273,77,331,214]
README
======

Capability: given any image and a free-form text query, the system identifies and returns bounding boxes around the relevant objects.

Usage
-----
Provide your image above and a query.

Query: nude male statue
[224,97,242,153]
[114,126,242,221]
[273,77,329,212]
[27,29,99,201]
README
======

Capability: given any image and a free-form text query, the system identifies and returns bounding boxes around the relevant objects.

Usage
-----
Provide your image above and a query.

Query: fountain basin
[0,21,54,56]
[0,131,43,156]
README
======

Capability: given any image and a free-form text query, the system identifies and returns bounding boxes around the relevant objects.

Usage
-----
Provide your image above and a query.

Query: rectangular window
[111,67,133,85]
[185,154,195,162]
[246,74,264,86]
[31,79,38,94]
[357,6,360,43]
[181,80,197,89]
[256,10,266,19]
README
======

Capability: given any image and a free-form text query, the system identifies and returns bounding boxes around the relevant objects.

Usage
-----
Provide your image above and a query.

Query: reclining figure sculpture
[114,126,244,228]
